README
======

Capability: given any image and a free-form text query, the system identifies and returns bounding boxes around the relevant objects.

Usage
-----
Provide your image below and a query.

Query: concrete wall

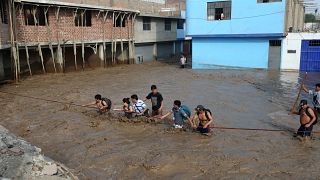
[186,0,285,37]
[281,33,320,70]
[192,37,271,69]
[135,16,178,43]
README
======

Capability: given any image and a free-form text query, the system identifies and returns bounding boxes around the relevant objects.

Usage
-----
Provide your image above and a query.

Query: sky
[305,0,320,13]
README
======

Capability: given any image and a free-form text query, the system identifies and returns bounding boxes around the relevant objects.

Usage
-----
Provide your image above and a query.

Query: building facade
[134,15,185,63]
[186,0,304,69]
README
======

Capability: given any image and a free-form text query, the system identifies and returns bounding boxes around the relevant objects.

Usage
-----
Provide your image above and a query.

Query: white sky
[305,0,320,13]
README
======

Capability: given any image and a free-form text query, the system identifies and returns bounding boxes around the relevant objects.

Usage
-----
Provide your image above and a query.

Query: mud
[0,61,320,179]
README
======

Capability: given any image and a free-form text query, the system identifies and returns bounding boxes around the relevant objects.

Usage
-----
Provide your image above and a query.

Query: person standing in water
[131,94,149,117]
[295,100,318,138]
[82,94,112,113]
[191,105,214,134]
[113,98,135,118]
[160,100,192,129]
[144,85,164,117]
[302,83,320,116]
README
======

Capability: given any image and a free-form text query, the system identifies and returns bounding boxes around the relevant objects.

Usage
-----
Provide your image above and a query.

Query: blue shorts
[197,124,210,134]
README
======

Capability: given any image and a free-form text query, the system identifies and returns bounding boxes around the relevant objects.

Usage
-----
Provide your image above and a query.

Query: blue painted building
[186,0,304,69]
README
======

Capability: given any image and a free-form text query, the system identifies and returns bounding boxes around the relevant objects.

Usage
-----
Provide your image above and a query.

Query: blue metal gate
[300,40,320,72]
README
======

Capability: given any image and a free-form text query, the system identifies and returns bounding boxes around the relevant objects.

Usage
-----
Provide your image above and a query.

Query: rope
[0,90,96,109]
[0,90,319,134]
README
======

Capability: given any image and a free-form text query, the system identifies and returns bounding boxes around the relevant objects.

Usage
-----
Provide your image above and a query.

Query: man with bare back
[296,100,318,137]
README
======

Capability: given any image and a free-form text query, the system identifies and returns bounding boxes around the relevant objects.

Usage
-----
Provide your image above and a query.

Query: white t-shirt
[133,100,147,113]
[309,90,320,108]
[180,57,186,65]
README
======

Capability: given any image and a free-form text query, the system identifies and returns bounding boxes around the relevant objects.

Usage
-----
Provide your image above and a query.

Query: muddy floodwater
[1,61,320,179]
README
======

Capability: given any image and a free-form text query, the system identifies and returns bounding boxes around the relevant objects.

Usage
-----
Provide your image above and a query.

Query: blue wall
[192,37,270,69]
[186,0,286,37]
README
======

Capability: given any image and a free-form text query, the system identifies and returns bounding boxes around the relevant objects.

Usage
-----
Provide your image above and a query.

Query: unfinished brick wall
[15,7,134,44]
[0,23,9,48]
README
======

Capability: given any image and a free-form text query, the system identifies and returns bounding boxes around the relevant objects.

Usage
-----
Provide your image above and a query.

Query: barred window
[0,0,8,24]
[309,40,320,46]
[143,17,151,31]
[257,0,282,3]
[207,1,231,21]
[270,40,281,46]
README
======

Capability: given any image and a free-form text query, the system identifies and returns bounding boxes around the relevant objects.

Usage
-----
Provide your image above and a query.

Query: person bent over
[160,100,192,129]
[131,94,149,117]
[82,94,112,114]
[191,105,213,134]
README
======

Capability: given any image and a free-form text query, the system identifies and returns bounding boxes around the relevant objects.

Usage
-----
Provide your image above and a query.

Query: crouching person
[131,94,149,117]
[82,94,112,114]
[160,100,192,128]
[113,98,135,118]
[191,105,213,134]
[296,100,318,138]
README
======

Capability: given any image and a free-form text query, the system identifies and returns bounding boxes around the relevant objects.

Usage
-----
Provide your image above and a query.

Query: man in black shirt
[144,85,164,117]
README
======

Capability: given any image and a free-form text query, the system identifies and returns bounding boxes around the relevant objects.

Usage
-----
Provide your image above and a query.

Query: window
[165,19,171,31]
[309,40,320,46]
[143,17,151,31]
[257,0,282,3]
[207,1,231,21]
[177,19,184,29]
[113,15,125,27]
[270,40,281,46]
[0,0,8,24]
[24,5,48,26]
[75,10,92,27]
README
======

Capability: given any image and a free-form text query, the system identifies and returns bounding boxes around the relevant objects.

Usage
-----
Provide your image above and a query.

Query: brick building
[0,0,185,81]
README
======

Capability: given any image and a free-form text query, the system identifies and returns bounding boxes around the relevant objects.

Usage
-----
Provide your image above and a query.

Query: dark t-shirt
[146,92,163,111]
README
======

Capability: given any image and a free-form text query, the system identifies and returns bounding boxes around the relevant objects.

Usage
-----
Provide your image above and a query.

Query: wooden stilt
[120,13,125,63]
[44,7,57,73]
[24,44,32,76]
[38,44,46,74]
[73,9,78,70]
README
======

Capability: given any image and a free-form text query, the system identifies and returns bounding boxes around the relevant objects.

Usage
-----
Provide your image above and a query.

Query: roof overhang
[14,0,140,13]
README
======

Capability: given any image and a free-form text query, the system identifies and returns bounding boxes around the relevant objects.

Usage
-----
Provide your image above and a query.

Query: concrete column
[153,43,157,60]
[98,44,104,61]
[293,0,299,31]
[0,52,4,80]
[173,41,176,56]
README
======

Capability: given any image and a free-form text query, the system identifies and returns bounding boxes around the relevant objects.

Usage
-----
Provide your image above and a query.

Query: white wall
[281,33,320,70]
[135,16,177,43]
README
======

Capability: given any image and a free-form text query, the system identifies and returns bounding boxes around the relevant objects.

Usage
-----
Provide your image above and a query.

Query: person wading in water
[294,100,318,139]
[82,94,112,114]
[302,83,320,117]
[190,105,213,134]
[144,85,164,117]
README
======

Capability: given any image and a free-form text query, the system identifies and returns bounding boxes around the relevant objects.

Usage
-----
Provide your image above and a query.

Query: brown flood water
[1,61,320,179]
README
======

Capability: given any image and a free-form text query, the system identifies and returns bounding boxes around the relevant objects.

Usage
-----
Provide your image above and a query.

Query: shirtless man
[296,100,318,137]
[191,105,213,134]
[82,94,112,113]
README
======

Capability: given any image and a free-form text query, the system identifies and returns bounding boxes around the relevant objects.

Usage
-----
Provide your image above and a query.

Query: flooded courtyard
[0,61,320,179]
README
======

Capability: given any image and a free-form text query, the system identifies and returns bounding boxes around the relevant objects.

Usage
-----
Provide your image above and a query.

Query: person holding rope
[131,94,149,117]
[302,83,320,117]
[160,100,192,129]
[190,105,214,134]
[113,98,135,119]
[294,100,318,138]
[144,85,164,117]
[82,94,112,114]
